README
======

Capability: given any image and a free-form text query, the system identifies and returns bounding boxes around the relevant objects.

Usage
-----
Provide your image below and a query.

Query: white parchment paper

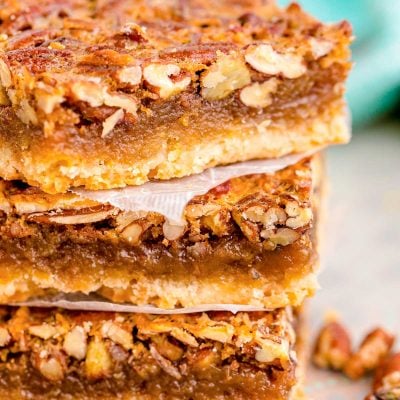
[13,293,267,314]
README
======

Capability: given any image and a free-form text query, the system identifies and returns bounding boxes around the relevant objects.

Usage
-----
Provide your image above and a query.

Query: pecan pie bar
[0,157,322,309]
[0,0,351,193]
[0,306,305,400]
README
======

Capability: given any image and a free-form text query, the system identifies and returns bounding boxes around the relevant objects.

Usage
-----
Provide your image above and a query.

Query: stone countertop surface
[306,121,400,399]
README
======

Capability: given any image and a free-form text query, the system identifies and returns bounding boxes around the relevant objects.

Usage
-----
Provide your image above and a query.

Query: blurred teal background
[279,0,400,127]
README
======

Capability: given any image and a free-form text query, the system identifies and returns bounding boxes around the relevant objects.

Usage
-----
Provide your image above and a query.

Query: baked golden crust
[0,306,298,400]
[0,0,351,193]
[0,158,321,308]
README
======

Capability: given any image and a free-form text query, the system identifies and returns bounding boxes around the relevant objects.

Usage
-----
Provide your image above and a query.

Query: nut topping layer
[0,0,350,138]
[0,306,295,384]
[0,158,314,248]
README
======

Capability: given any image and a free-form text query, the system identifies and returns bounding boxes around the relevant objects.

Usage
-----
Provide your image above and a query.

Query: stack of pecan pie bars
[0,1,351,398]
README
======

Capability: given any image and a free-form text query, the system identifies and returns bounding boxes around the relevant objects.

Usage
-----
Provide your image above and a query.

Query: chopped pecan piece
[201,51,251,100]
[245,44,306,79]
[0,327,11,347]
[85,339,112,380]
[313,320,352,371]
[143,63,191,99]
[32,351,66,382]
[101,321,133,351]
[149,344,182,379]
[63,326,87,360]
[240,78,278,108]
[345,328,395,380]
[28,324,58,340]
[366,353,400,400]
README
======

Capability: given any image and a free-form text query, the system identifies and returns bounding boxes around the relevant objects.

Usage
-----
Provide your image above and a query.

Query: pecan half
[313,320,352,371]
[345,328,395,380]
[366,353,400,400]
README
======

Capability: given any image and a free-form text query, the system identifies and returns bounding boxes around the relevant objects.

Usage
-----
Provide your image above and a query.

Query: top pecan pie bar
[0,0,351,193]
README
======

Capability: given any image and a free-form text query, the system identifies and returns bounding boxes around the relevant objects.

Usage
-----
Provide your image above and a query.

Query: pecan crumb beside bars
[0,0,351,193]
[0,157,322,309]
[0,306,304,400]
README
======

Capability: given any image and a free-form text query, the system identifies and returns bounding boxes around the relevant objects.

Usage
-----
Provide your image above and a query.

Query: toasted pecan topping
[1,159,314,248]
[0,0,351,134]
[0,307,294,383]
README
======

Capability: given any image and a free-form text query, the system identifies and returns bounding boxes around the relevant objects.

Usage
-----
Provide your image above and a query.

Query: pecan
[313,321,352,371]
[344,328,395,380]
[28,324,58,340]
[0,327,11,347]
[152,336,183,362]
[190,347,221,372]
[240,78,278,108]
[27,206,118,225]
[285,200,312,229]
[149,344,182,379]
[201,51,250,100]
[102,109,124,138]
[309,37,334,59]
[170,328,198,348]
[265,227,300,247]
[233,196,287,243]
[185,202,229,236]
[117,65,142,85]
[255,337,290,363]
[117,22,148,43]
[63,326,87,360]
[366,353,400,400]
[32,350,67,382]
[143,63,191,99]
[70,80,104,107]
[0,58,12,87]
[103,92,137,115]
[119,222,144,244]
[101,321,133,351]
[16,99,38,125]
[7,30,53,50]
[115,211,149,231]
[85,338,112,380]
[35,355,66,381]
[71,81,137,115]
[162,220,186,241]
[185,202,222,220]
[197,324,234,343]
[201,209,231,236]
[245,44,306,79]
[35,84,65,114]
[232,194,307,248]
